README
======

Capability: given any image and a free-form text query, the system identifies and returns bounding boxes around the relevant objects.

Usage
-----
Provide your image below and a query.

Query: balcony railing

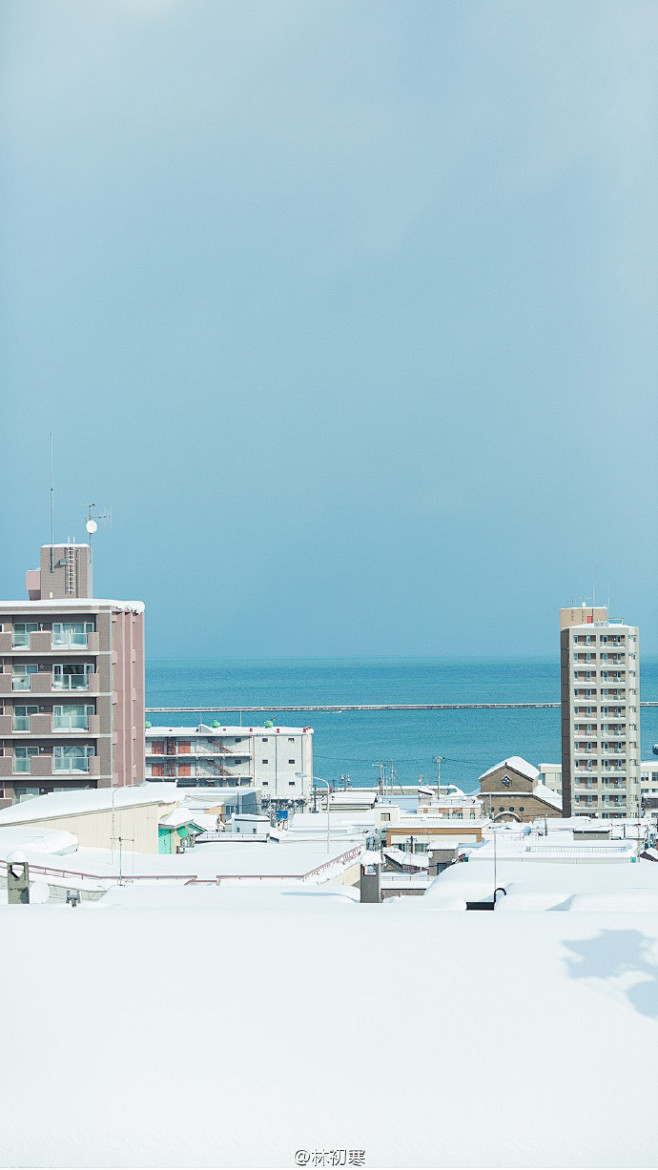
[52,633,89,648]
[13,757,34,773]
[53,757,90,773]
[53,714,90,730]
[52,675,91,691]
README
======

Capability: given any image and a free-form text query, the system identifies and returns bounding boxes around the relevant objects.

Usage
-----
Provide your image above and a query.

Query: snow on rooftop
[0,905,657,1166]
[532,782,563,809]
[422,855,658,910]
[146,724,311,735]
[0,784,180,826]
[478,755,540,781]
[0,598,144,612]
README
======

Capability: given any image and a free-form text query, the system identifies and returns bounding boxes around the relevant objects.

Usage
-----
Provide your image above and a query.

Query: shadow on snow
[563,929,658,1020]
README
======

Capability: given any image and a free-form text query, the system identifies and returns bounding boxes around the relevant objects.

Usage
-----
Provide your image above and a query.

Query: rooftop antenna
[85,504,112,562]
[50,433,55,572]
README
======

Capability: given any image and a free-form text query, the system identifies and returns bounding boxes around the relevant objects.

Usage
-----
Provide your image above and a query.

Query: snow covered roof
[158,810,205,831]
[0,826,78,857]
[146,725,312,736]
[479,756,540,782]
[0,784,180,826]
[532,783,563,810]
[1,900,657,1167]
[0,598,144,613]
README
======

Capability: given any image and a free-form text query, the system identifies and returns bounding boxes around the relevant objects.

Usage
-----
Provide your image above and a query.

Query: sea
[146,657,658,794]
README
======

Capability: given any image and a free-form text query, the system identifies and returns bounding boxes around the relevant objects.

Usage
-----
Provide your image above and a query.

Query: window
[52,621,93,648]
[288,759,295,765]
[53,745,94,772]
[519,806,524,812]
[12,664,37,690]
[288,737,295,743]
[12,622,37,648]
[14,746,38,772]
[501,776,511,787]
[53,704,94,730]
[289,781,295,786]
[262,738,269,743]
[262,781,269,787]
[52,663,93,690]
[262,759,269,764]
[13,704,38,730]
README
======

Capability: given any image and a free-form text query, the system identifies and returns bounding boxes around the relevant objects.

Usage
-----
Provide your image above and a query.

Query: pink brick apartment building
[0,543,145,807]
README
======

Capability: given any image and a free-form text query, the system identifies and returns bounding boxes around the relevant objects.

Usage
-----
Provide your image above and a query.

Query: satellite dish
[86,519,98,534]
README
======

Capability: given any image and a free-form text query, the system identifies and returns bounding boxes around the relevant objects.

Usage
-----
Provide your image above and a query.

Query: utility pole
[433,756,443,791]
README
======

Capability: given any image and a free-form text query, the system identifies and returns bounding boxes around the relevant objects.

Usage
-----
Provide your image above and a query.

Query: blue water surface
[146,657,658,792]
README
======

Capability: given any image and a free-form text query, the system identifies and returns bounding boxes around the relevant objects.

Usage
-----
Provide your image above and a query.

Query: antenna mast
[50,434,55,571]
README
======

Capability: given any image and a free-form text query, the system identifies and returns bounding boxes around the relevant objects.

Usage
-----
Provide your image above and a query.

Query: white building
[560,605,641,818]
[145,723,313,806]
[640,760,658,808]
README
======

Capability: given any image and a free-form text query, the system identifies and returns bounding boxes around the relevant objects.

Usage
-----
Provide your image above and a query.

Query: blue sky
[2,1,657,657]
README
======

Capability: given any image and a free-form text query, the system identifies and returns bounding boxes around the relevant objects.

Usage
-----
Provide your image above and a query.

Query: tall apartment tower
[560,604,641,819]
[0,543,145,808]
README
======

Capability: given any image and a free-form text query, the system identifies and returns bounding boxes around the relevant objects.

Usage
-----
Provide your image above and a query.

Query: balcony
[0,631,99,654]
[0,671,100,696]
[0,753,101,779]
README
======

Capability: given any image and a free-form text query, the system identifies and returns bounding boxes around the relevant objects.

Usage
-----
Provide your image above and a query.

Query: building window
[13,705,38,731]
[52,663,93,690]
[288,759,295,765]
[52,621,93,648]
[12,622,37,648]
[262,759,268,764]
[262,781,268,786]
[262,738,269,742]
[289,781,295,786]
[288,737,295,742]
[14,746,38,772]
[53,745,94,772]
[12,664,37,690]
[53,704,93,730]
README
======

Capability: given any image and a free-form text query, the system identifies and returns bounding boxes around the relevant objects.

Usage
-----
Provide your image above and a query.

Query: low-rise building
[145,723,312,806]
[477,756,563,822]
[0,784,180,853]
[640,761,658,811]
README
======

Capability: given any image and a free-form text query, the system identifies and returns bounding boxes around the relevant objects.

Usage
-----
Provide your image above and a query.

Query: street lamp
[296,772,331,853]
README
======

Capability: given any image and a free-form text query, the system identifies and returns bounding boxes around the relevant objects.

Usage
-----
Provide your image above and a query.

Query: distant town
[2,539,657,1168]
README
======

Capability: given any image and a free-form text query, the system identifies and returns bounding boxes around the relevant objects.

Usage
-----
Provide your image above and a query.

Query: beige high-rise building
[560,604,641,818]
[0,543,145,808]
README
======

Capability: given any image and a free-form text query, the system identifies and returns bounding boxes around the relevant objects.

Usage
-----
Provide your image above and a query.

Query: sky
[1,0,657,658]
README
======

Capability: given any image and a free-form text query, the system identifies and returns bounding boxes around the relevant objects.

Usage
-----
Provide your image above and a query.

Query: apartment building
[0,543,145,807]
[560,604,640,819]
[145,723,313,806]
